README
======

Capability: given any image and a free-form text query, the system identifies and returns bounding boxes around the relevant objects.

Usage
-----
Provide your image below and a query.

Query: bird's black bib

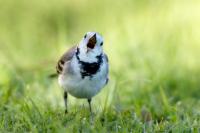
[76,48,103,79]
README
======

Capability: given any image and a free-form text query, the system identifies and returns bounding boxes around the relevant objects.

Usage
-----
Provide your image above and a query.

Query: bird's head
[78,32,104,62]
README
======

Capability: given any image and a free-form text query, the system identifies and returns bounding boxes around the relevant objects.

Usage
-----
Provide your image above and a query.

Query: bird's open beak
[87,33,96,50]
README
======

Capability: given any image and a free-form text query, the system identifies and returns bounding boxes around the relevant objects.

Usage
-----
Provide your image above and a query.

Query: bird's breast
[58,53,108,98]
[76,52,103,79]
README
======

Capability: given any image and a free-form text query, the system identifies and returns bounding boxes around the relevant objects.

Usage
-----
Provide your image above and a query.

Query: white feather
[58,32,108,99]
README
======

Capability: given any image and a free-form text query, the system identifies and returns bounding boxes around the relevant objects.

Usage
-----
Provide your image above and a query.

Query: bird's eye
[84,34,87,39]
[100,42,103,46]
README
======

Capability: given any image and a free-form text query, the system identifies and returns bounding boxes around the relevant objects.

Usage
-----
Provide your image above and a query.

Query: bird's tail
[48,73,58,78]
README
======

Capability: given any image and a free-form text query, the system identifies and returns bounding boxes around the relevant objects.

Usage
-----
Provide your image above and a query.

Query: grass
[0,0,200,132]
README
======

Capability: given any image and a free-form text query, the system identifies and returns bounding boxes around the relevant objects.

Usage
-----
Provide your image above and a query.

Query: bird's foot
[65,109,68,114]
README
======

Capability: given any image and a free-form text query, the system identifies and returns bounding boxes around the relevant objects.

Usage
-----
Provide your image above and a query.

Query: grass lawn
[0,0,200,132]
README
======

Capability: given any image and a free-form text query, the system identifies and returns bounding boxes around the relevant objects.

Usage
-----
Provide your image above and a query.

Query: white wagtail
[56,32,109,113]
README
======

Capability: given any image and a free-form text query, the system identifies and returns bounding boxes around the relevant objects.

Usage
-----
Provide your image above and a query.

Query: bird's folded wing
[56,45,77,74]
[103,53,109,84]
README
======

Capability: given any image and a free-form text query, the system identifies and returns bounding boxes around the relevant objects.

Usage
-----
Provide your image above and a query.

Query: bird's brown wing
[104,53,109,84]
[56,45,77,74]
[104,53,109,63]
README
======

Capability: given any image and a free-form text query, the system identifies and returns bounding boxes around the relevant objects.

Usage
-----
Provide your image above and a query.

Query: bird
[56,32,109,113]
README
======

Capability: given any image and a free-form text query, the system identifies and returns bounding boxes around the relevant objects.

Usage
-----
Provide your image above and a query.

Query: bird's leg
[64,91,68,114]
[87,98,92,113]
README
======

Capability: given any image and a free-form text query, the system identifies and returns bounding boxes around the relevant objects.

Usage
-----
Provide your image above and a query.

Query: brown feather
[56,45,77,74]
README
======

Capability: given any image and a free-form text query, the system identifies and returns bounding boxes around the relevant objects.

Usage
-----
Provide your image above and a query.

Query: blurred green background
[0,0,200,132]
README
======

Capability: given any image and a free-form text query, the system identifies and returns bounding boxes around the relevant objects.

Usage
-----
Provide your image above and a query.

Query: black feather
[76,48,103,79]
